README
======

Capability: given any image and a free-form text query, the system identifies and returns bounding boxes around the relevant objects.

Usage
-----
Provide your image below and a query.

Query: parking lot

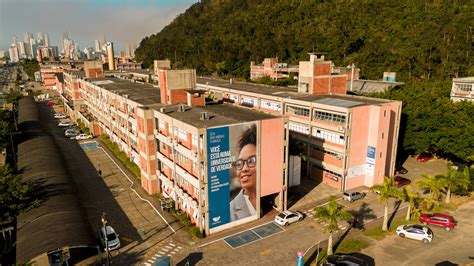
[362,199,474,265]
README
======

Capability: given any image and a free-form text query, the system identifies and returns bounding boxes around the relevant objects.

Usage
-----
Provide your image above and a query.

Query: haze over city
[0,0,198,52]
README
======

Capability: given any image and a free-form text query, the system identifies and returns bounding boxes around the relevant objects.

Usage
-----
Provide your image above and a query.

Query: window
[313,110,346,124]
[314,165,342,177]
[177,128,187,141]
[312,146,342,160]
[455,83,473,92]
[286,105,310,117]
[260,100,281,112]
[289,122,310,135]
[241,96,256,107]
[312,127,345,145]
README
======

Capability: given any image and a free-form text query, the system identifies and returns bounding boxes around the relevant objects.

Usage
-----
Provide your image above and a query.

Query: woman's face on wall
[236,144,257,191]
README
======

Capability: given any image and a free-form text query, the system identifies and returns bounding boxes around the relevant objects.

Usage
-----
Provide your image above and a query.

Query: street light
[101,212,110,266]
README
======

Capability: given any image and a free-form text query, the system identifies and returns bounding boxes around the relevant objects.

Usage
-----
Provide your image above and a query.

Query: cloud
[0,0,197,51]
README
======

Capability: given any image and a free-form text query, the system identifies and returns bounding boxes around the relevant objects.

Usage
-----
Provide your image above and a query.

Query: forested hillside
[136,0,473,81]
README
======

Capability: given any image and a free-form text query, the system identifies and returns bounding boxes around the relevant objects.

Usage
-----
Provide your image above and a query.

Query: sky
[0,0,199,52]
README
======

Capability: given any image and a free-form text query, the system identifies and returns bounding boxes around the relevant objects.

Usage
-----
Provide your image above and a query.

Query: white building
[451,77,474,102]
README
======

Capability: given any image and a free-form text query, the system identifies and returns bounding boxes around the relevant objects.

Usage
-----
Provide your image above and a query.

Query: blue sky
[0,0,198,52]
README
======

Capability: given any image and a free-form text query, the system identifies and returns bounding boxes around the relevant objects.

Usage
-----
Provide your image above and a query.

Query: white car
[274,210,304,226]
[64,129,79,138]
[54,113,67,119]
[99,226,120,251]
[73,134,93,140]
[58,121,72,127]
[396,224,433,243]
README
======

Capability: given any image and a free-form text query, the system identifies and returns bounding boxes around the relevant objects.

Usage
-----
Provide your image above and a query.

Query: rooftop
[154,103,280,128]
[87,77,162,106]
[453,77,474,83]
[197,77,393,107]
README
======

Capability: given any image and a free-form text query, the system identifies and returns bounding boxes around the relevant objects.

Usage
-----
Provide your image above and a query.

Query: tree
[313,196,352,256]
[415,174,446,209]
[401,185,420,221]
[441,163,470,203]
[0,165,40,218]
[370,176,400,231]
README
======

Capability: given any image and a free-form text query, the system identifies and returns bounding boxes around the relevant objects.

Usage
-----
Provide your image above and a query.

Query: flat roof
[453,77,474,83]
[87,77,162,106]
[154,103,280,128]
[197,77,393,107]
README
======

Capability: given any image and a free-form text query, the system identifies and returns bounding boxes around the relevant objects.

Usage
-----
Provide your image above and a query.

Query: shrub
[98,134,141,178]
[189,226,203,239]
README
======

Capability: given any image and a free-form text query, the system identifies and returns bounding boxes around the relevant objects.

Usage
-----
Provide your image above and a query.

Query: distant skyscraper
[106,42,115,70]
[37,32,44,42]
[12,36,17,47]
[18,41,26,59]
[125,43,131,58]
[24,32,31,44]
[8,46,19,62]
[98,33,105,51]
[95,40,100,52]
[44,32,50,47]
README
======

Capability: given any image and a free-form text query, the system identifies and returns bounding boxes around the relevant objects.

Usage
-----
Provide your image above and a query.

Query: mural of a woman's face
[236,144,257,192]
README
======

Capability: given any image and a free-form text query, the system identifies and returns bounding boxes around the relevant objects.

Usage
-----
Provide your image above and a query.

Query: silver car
[343,191,366,202]
[99,226,121,251]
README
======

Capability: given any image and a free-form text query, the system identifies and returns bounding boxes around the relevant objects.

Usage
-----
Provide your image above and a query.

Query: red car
[416,152,433,162]
[47,101,56,106]
[394,176,411,187]
[419,213,456,231]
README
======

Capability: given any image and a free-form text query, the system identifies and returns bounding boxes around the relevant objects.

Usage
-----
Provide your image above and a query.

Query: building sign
[207,126,232,228]
[366,146,376,177]
[207,123,259,230]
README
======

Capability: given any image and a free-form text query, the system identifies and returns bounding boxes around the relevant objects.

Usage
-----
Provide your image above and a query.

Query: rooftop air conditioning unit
[160,107,167,113]
[178,104,186,112]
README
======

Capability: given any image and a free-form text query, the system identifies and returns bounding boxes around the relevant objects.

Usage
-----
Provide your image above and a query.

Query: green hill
[136,0,473,81]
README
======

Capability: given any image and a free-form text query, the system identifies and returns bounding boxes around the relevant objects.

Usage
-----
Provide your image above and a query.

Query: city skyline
[0,0,198,52]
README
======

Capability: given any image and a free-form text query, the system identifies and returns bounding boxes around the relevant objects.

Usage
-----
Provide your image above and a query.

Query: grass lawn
[309,237,370,265]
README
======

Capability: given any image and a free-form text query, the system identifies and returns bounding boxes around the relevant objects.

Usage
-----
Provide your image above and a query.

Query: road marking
[147,259,155,263]
[162,247,170,252]
[143,263,151,266]
[158,251,166,255]
[169,243,176,247]
[170,251,176,254]
[176,246,182,250]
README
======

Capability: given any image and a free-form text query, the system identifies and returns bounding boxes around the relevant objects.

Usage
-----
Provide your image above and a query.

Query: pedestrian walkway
[143,241,183,266]
[303,207,347,230]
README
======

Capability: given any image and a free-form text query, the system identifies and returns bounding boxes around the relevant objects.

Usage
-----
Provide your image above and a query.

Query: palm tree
[415,174,446,209]
[370,176,399,231]
[313,196,352,256]
[441,164,470,203]
[402,185,420,221]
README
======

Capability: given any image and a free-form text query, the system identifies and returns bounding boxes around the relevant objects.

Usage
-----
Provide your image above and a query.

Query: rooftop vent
[159,107,167,113]
[200,112,209,120]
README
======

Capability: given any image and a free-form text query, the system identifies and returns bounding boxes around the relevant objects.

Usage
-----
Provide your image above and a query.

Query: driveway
[362,199,474,265]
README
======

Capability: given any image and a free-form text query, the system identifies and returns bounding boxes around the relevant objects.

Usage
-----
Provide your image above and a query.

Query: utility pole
[101,212,110,266]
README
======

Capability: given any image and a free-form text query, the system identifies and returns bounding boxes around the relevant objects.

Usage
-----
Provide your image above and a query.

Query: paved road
[37,96,192,264]
[363,199,474,265]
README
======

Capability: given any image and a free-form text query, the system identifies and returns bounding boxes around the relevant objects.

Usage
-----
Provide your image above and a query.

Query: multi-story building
[450,77,474,102]
[250,57,298,80]
[8,46,19,63]
[64,68,289,235]
[196,76,401,192]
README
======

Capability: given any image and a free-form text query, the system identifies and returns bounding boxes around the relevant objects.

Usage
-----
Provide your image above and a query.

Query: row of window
[314,111,346,124]
[454,83,473,92]
[312,128,345,145]
[314,165,342,177]
[289,122,310,135]
[312,146,343,160]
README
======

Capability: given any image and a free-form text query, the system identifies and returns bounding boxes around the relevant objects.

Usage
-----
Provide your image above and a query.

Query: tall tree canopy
[136,0,473,80]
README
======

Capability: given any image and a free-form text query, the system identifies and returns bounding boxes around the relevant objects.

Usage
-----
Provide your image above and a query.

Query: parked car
[416,152,433,162]
[73,134,93,140]
[58,121,72,127]
[47,101,56,106]
[343,191,366,202]
[64,129,79,138]
[419,213,456,231]
[395,165,408,175]
[99,226,120,251]
[54,113,67,119]
[274,210,304,226]
[325,254,368,266]
[396,224,433,243]
[394,176,411,187]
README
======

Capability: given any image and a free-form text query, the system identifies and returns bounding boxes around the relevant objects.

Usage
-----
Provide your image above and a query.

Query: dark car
[395,165,408,175]
[325,254,368,266]
[47,101,56,106]
[419,213,456,231]
[416,152,433,162]
[394,176,411,187]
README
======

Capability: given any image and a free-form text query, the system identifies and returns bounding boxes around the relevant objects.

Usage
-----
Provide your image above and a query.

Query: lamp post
[101,212,110,266]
